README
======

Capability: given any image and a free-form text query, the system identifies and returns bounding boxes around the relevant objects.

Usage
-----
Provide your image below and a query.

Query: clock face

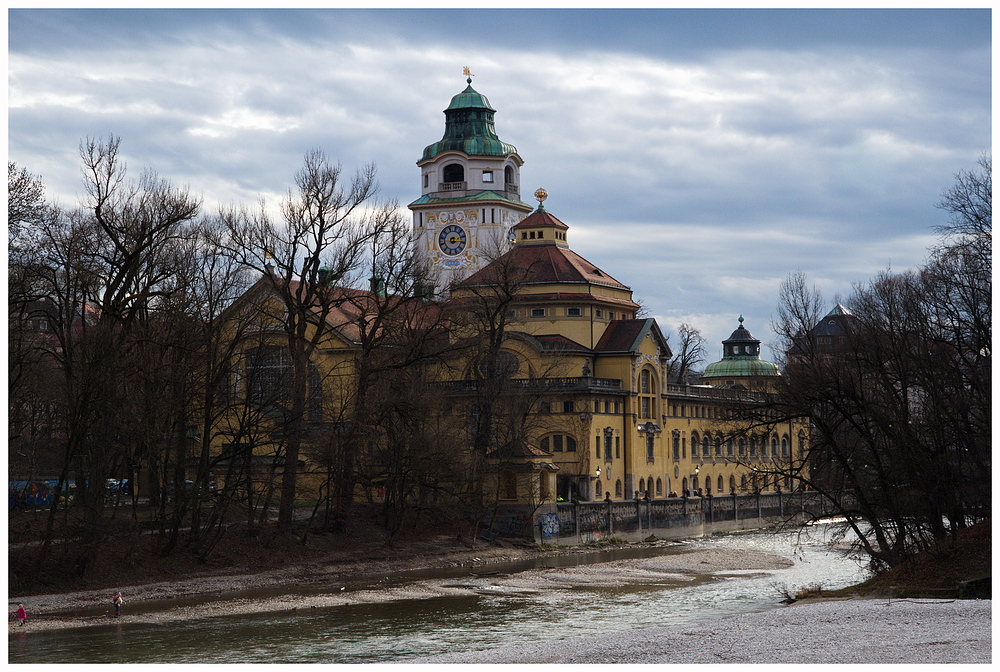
[439,225,467,256]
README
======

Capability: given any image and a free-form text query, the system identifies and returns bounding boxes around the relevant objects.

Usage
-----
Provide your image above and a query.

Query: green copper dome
[421,80,518,161]
[446,84,495,112]
[702,316,780,381]
[702,358,780,379]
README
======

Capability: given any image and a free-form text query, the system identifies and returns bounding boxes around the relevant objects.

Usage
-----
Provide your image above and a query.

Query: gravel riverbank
[9,544,787,633]
[410,597,992,664]
[8,539,990,664]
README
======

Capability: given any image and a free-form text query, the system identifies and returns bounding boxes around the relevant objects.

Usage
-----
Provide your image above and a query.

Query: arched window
[771,437,779,457]
[656,478,663,496]
[647,476,654,497]
[740,474,748,492]
[504,165,514,186]
[781,436,789,457]
[738,438,746,457]
[443,163,464,183]
[672,431,681,460]
[500,470,517,500]
[749,436,757,457]
[638,367,656,419]
[727,438,734,457]
[729,475,736,493]
[702,435,710,457]
[692,475,699,491]
[247,345,293,404]
[718,475,724,493]
[595,479,602,498]
[704,474,711,494]
[639,478,645,494]
[615,479,623,497]
[715,434,723,457]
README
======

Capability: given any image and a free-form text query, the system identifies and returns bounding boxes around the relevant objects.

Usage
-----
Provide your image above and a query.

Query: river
[9,522,868,663]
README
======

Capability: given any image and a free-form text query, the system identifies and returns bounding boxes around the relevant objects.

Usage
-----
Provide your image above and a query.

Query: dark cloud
[8,8,989,353]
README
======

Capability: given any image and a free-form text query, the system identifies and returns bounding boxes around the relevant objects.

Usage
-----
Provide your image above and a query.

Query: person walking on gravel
[111,592,123,618]
[12,603,27,626]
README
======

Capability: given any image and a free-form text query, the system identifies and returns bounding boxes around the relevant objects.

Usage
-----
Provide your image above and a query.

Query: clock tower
[409,72,533,292]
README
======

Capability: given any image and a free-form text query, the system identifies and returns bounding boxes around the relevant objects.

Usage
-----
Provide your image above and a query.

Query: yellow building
[447,194,807,508]
[208,78,809,530]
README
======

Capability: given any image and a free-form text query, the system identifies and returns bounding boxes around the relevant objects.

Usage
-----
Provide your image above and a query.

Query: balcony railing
[666,384,767,402]
[439,376,623,394]
[432,182,520,200]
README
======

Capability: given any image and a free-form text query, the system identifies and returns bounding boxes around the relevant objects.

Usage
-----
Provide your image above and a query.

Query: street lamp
[691,465,700,497]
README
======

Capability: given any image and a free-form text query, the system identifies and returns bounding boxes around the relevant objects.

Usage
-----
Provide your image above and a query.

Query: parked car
[105,479,131,495]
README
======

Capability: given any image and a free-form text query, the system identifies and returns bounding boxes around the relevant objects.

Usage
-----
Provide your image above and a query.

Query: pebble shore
[410,598,992,664]
[8,543,991,664]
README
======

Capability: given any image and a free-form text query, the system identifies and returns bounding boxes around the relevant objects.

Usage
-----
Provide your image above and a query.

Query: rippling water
[9,523,867,663]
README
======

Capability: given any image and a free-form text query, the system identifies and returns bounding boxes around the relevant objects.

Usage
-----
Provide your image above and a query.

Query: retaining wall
[528,491,837,544]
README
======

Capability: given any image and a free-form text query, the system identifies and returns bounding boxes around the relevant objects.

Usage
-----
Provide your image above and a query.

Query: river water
[9,522,867,663]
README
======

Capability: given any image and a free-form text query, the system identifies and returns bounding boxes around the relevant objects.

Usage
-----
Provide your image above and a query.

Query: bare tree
[733,158,991,573]
[936,153,990,240]
[13,138,201,579]
[210,149,388,531]
[669,323,706,383]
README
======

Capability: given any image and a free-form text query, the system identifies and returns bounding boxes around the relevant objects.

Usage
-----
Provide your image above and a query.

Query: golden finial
[534,188,548,212]
[463,66,474,84]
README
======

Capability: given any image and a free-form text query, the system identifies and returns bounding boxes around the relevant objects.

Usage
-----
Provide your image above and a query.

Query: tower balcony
[428,183,521,201]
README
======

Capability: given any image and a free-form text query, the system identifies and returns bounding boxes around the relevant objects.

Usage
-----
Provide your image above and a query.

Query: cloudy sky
[8,8,991,363]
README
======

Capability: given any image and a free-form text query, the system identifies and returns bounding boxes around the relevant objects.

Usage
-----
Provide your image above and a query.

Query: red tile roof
[511,210,569,231]
[459,245,631,292]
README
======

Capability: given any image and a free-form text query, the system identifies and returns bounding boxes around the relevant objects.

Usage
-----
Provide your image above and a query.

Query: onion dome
[421,77,518,161]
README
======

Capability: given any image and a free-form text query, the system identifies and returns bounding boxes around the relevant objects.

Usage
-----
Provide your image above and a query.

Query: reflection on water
[9,524,867,663]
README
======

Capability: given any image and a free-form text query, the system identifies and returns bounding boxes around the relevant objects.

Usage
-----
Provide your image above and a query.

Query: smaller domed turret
[702,316,780,386]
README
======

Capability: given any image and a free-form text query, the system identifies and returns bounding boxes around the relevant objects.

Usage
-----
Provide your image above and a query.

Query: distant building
[787,303,856,360]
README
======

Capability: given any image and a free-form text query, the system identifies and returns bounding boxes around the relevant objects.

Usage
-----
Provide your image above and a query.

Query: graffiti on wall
[538,512,560,538]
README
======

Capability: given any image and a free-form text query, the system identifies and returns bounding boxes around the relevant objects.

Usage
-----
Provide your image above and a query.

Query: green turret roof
[408,189,529,209]
[702,358,780,379]
[702,316,780,380]
[420,80,518,161]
